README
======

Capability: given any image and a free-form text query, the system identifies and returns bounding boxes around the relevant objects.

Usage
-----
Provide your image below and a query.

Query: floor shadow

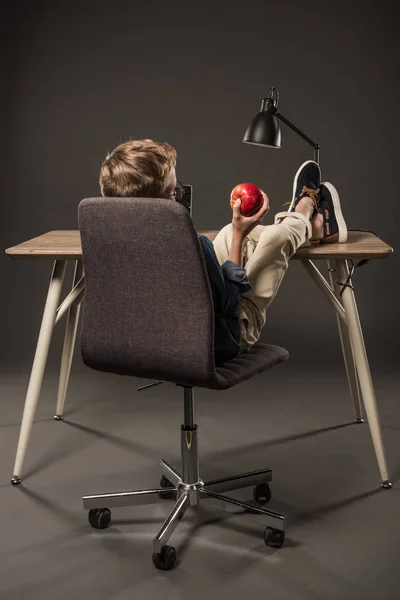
[17,421,361,487]
[22,418,161,480]
[10,486,146,596]
[0,396,113,429]
[175,505,298,573]
[389,462,400,485]
[102,502,292,576]
[204,421,357,463]
[382,424,400,431]
[62,419,161,459]
[111,517,166,526]
[18,485,83,529]
[286,487,382,525]
[109,497,302,565]
[0,418,54,429]
[22,437,87,480]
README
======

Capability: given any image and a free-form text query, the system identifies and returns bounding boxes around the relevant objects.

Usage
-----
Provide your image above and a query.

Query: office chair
[78,197,289,570]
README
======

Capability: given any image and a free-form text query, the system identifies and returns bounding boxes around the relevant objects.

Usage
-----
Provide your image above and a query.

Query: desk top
[5,230,393,260]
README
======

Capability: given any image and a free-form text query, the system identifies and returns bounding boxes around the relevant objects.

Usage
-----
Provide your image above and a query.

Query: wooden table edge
[4,229,394,261]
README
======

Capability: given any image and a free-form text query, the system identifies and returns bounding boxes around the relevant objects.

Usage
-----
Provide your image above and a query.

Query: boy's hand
[231,191,269,239]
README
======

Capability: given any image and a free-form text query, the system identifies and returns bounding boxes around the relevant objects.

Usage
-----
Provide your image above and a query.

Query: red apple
[230,183,263,217]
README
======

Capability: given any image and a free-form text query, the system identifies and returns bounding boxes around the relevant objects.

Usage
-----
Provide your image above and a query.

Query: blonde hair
[99,138,177,197]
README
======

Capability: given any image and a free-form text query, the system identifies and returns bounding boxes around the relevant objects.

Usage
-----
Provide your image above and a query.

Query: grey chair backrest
[78,197,218,388]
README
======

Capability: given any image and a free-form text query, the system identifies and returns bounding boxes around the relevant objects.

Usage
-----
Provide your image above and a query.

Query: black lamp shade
[243,110,281,149]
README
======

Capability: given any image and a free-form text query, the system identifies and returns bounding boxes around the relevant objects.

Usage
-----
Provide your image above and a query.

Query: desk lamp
[243,86,320,164]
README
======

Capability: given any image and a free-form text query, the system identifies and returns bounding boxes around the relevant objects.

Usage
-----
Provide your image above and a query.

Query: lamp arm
[276,111,320,164]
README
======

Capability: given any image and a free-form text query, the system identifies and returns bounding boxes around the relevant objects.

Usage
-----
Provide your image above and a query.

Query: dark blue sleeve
[197,233,252,316]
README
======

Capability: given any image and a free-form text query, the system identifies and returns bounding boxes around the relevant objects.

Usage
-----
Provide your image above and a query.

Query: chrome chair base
[83,459,285,566]
[82,387,287,569]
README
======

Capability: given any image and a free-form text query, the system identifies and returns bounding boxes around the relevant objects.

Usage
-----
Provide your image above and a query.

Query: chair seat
[211,343,289,390]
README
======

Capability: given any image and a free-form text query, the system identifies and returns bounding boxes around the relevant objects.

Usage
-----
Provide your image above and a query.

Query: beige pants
[212,211,313,352]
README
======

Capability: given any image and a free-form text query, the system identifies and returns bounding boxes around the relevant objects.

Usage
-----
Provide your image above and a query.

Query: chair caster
[159,475,176,500]
[152,545,177,570]
[11,476,22,486]
[264,527,285,548]
[253,483,272,505]
[88,508,111,529]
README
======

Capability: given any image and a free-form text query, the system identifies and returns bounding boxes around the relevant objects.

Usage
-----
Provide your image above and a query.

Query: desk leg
[327,261,363,422]
[11,260,67,485]
[54,260,84,420]
[336,259,391,487]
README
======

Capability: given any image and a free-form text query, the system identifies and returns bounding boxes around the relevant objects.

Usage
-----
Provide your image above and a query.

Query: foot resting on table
[288,160,348,244]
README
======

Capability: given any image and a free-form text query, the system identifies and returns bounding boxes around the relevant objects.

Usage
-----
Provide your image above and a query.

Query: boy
[100,139,347,365]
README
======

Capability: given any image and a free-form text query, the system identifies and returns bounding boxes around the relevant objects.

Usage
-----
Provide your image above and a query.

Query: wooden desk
[5,229,393,260]
[5,230,394,488]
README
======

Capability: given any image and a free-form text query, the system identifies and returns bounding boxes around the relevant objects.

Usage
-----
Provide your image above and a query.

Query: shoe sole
[321,181,348,243]
[287,160,321,213]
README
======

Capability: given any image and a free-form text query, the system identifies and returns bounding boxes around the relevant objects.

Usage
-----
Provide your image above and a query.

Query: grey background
[2,0,400,373]
[1,3,400,598]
